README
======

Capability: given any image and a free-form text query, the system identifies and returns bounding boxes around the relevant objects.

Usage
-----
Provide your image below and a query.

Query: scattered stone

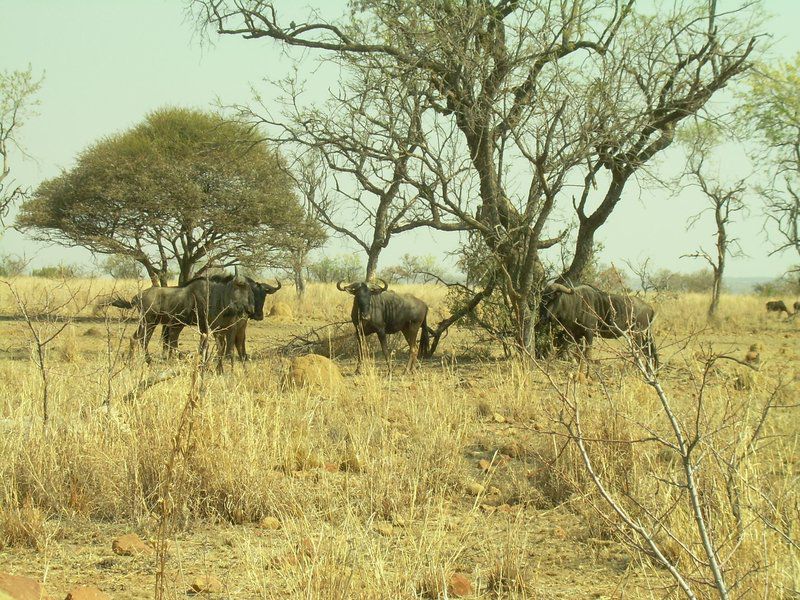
[448,573,473,597]
[258,516,281,530]
[0,572,50,600]
[288,354,344,390]
[188,575,223,594]
[95,558,115,569]
[478,459,492,472]
[745,350,760,364]
[269,302,293,318]
[65,585,111,600]
[492,412,506,423]
[373,522,394,537]
[464,482,485,496]
[111,533,155,556]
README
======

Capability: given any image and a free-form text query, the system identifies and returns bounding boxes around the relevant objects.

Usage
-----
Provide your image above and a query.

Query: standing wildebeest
[337,279,429,373]
[162,275,281,363]
[109,274,255,371]
[765,300,791,318]
[539,283,658,367]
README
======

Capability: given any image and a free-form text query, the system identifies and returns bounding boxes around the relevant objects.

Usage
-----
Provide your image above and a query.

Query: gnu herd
[103,271,680,375]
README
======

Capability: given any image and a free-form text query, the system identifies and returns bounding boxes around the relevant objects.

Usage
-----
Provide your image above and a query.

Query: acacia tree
[0,66,41,223]
[17,107,308,285]
[740,54,800,273]
[195,0,758,352]
[679,122,747,320]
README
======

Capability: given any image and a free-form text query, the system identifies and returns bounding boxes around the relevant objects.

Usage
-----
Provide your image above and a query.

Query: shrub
[30,263,84,279]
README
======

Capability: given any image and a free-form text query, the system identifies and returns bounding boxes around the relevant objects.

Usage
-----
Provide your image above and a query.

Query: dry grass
[0,278,797,598]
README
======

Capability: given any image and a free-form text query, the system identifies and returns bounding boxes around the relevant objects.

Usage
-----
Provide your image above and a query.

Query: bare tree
[680,122,747,319]
[0,66,41,223]
[240,54,469,280]
[194,0,758,353]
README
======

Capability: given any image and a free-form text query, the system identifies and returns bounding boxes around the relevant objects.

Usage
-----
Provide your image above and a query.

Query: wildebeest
[538,283,658,367]
[765,300,791,317]
[109,274,255,371]
[162,275,281,363]
[337,279,429,373]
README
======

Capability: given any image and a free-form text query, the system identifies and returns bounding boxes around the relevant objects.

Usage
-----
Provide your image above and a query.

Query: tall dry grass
[0,276,797,597]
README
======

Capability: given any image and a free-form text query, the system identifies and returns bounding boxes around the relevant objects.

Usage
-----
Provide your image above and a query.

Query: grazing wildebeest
[337,278,429,373]
[538,283,658,367]
[765,300,791,318]
[109,274,255,371]
[162,276,281,363]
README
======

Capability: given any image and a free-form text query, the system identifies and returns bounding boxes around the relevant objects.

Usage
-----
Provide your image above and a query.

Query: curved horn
[273,279,282,291]
[375,278,388,292]
[234,265,239,277]
[547,283,573,294]
[336,280,349,292]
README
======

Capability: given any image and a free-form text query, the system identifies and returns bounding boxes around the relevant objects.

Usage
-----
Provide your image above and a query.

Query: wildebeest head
[538,282,574,325]
[226,274,256,318]
[251,279,281,321]
[337,278,388,317]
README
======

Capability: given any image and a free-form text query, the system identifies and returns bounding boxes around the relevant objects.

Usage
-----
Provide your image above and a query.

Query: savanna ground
[0,278,797,599]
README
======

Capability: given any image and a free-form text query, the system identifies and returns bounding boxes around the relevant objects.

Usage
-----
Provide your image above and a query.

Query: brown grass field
[0,277,797,599]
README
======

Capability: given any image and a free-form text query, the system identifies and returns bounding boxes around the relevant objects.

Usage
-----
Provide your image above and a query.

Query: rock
[448,573,473,597]
[0,573,50,600]
[492,412,506,423]
[373,522,394,537]
[288,354,344,391]
[258,516,281,530]
[464,482,485,496]
[745,350,760,363]
[111,533,155,556]
[478,459,492,472]
[64,586,111,600]
[188,575,223,594]
[269,302,293,318]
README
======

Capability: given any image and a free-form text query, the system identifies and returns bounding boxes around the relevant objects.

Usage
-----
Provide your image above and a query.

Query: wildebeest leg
[402,325,420,373]
[213,332,227,375]
[162,323,184,358]
[377,330,391,372]
[140,321,156,363]
[235,327,247,362]
[580,332,594,377]
[354,326,367,374]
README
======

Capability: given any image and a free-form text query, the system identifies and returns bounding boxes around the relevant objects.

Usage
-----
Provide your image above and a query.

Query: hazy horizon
[2,0,799,280]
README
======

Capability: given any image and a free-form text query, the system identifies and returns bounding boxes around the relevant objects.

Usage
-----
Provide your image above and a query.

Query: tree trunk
[708,201,728,320]
[365,249,381,281]
[294,263,306,297]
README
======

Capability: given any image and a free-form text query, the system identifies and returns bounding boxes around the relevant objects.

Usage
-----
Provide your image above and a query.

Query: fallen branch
[121,368,180,403]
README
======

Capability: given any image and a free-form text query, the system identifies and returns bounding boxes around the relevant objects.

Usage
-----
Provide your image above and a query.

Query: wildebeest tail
[419,313,430,358]
[98,296,136,310]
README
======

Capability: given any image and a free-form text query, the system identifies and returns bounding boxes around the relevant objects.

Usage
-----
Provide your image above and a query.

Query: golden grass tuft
[0,278,797,596]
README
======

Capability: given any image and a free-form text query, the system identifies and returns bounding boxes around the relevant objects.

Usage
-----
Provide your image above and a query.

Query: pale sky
[1,0,799,279]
